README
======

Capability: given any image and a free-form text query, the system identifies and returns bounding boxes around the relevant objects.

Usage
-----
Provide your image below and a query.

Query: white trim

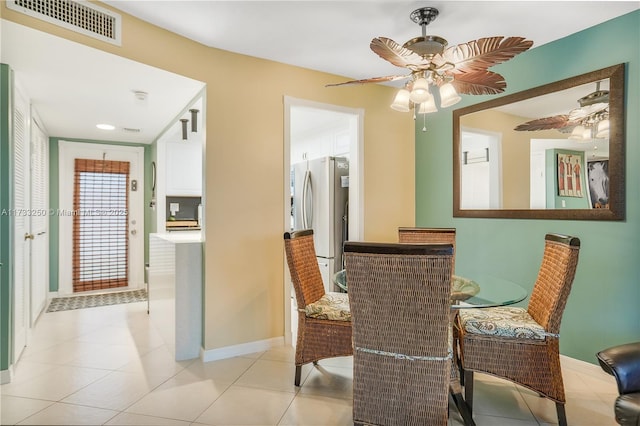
[1,367,14,385]
[58,141,145,296]
[282,96,364,346]
[201,336,284,363]
[560,354,610,378]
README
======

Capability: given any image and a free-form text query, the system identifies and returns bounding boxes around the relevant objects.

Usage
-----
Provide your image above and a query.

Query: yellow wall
[2,3,415,351]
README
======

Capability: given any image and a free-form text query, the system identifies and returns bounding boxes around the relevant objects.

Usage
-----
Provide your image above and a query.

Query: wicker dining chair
[398,227,456,271]
[283,229,353,387]
[344,241,454,426]
[399,227,460,368]
[457,233,581,426]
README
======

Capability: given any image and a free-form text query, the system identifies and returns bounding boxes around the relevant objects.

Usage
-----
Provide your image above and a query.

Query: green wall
[48,138,152,292]
[416,11,640,363]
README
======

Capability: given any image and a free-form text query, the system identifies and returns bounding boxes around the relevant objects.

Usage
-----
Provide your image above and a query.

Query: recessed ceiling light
[96,123,115,130]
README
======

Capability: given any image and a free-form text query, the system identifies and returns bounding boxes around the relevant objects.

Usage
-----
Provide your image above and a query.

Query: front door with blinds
[73,159,130,292]
[58,142,144,296]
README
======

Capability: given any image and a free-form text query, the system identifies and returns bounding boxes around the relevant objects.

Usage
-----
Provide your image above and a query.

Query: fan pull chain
[422,112,427,132]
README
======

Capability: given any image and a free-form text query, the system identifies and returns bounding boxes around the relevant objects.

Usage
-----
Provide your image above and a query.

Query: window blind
[72,159,129,292]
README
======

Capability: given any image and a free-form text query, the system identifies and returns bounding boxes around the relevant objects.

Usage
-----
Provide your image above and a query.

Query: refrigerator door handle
[302,170,313,229]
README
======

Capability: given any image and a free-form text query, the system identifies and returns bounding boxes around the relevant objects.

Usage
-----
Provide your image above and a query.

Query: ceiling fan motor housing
[406,7,448,58]
[403,35,448,58]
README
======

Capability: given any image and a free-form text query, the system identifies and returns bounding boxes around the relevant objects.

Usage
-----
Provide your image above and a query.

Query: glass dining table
[332,269,528,308]
[332,269,529,426]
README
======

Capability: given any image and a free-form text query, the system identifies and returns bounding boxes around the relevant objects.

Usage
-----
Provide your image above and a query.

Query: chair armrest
[597,342,640,395]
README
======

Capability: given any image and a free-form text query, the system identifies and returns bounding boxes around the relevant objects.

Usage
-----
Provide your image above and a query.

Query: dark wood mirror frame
[453,63,625,220]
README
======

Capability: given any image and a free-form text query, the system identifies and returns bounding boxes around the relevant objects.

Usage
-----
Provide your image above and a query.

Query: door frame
[282,96,364,345]
[12,80,31,363]
[58,141,144,295]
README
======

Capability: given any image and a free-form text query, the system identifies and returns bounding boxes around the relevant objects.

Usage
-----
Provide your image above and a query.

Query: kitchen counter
[153,231,202,243]
[148,233,202,360]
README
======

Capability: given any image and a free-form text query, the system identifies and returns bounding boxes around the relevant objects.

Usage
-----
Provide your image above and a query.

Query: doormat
[46,289,147,313]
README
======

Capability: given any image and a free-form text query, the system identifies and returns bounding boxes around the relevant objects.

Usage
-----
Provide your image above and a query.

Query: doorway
[283,97,364,345]
[58,141,144,295]
[460,128,503,209]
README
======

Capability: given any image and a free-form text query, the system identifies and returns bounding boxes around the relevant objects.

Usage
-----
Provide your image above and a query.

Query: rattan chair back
[344,241,454,426]
[284,229,353,387]
[527,234,581,334]
[284,229,325,308]
[398,227,456,271]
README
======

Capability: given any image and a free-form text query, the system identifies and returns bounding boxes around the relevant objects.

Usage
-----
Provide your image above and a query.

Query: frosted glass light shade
[409,78,430,103]
[418,95,437,114]
[391,89,411,112]
[439,83,462,108]
[569,125,586,140]
[596,119,610,138]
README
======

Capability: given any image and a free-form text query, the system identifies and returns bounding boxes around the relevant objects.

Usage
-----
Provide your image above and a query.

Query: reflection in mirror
[453,64,625,220]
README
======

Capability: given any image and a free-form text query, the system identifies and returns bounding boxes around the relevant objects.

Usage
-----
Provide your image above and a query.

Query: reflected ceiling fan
[514,82,610,140]
[326,7,533,114]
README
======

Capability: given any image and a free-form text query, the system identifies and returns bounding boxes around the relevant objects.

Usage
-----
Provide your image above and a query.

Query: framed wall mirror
[453,63,625,220]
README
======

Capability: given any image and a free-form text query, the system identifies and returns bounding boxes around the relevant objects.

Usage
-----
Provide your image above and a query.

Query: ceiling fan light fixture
[391,88,411,112]
[569,125,586,140]
[596,119,610,138]
[418,96,438,114]
[326,6,532,117]
[409,77,430,103]
[439,83,462,108]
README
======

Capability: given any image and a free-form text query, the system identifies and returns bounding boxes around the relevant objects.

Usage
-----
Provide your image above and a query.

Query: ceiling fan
[326,7,533,113]
[514,82,610,140]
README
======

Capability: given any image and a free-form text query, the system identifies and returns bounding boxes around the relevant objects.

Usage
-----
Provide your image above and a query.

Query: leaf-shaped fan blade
[514,115,571,131]
[370,37,430,69]
[439,37,533,73]
[325,74,410,87]
[568,103,608,121]
[449,70,506,95]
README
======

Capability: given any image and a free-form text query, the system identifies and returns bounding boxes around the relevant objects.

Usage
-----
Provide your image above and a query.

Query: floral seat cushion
[304,292,351,322]
[458,306,550,340]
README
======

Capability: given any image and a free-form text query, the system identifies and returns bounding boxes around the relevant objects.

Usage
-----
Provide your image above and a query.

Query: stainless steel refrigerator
[291,156,349,292]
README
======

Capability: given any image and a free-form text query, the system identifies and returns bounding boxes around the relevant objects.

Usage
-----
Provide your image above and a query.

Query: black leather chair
[597,342,640,426]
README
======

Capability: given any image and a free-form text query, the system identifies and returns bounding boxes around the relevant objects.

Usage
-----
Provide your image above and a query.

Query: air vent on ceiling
[7,0,121,45]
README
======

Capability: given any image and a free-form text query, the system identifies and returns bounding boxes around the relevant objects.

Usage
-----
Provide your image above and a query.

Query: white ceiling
[1,1,638,144]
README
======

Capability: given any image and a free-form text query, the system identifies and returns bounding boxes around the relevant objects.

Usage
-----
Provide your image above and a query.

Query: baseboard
[201,336,284,363]
[560,354,607,377]
[1,367,13,384]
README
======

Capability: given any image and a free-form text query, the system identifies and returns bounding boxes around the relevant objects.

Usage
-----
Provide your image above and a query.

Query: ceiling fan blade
[514,115,571,131]
[325,74,410,87]
[370,37,429,69]
[440,36,533,72]
[448,70,506,95]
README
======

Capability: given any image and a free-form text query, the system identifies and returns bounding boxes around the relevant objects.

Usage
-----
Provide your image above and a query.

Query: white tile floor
[1,300,620,425]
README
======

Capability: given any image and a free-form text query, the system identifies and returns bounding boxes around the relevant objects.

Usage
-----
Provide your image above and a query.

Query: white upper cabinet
[165,139,202,196]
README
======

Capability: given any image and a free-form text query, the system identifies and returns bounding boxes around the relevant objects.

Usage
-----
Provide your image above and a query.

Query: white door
[30,118,49,324]
[12,85,30,361]
[58,142,144,295]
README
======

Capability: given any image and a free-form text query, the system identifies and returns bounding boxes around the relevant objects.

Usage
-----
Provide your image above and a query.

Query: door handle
[24,233,34,240]
[131,229,137,235]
